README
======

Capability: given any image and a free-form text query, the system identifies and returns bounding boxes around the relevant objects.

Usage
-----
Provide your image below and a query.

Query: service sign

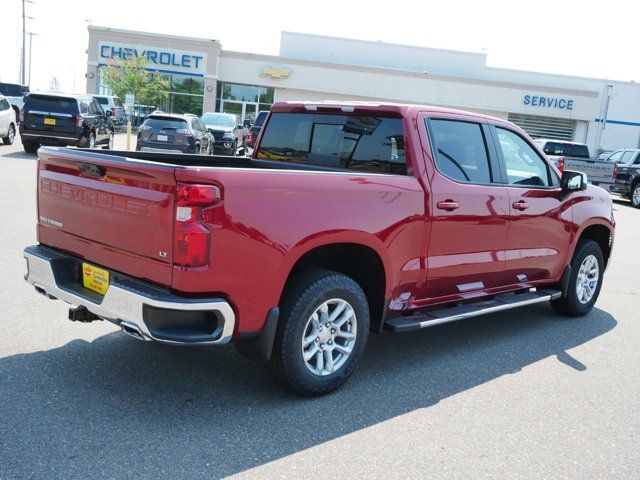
[98,42,207,77]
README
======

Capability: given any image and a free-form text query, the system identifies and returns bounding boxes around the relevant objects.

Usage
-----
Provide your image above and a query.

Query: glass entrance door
[221,100,259,126]
[244,103,257,127]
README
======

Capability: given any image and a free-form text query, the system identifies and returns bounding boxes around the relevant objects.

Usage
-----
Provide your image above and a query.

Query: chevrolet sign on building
[86,26,640,154]
[261,66,292,80]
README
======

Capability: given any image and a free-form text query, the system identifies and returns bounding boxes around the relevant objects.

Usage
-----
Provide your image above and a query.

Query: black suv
[246,110,269,149]
[609,149,640,207]
[136,113,213,154]
[19,92,115,153]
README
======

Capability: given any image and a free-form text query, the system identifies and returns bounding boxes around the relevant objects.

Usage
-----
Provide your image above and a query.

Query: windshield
[202,113,236,127]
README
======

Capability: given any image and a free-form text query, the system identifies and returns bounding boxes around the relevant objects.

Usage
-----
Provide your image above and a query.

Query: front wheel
[551,239,604,316]
[2,124,15,145]
[269,269,370,396]
[631,183,640,208]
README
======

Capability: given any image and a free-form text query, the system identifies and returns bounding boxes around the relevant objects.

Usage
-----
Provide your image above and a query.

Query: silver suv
[94,95,126,125]
[0,94,17,145]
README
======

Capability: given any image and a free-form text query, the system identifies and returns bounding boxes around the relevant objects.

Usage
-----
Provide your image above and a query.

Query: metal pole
[21,0,26,84]
[27,32,36,86]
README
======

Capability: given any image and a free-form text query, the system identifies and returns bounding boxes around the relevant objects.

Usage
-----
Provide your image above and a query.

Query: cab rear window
[257,113,406,175]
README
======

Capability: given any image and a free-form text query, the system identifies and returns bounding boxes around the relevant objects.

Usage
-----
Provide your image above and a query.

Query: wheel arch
[574,222,613,269]
[279,235,392,332]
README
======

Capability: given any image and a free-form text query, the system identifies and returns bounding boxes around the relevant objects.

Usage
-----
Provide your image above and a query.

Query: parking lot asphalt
[0,135,639,480]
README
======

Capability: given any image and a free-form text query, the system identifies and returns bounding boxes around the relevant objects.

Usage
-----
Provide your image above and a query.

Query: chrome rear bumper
[23,245,235,345]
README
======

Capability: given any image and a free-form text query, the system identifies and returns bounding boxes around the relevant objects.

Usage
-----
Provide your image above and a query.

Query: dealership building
[86,26,640,154]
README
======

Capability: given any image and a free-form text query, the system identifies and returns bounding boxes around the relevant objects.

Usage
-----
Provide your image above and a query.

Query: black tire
[551,239,604,316]
[268,269,370,396]
[23,141,39,154]
[2,124,15,145]
[630,183,640,208]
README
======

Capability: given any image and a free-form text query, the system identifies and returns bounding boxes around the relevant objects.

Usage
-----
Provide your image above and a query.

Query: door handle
[436,200,460,211]
[512,201,529,211]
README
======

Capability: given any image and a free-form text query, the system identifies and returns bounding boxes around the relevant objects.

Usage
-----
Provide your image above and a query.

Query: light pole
[20,0,35,86]
[27,32,38,86]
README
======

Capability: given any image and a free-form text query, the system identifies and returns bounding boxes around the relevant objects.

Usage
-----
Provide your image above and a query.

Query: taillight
[557,157,565,173]
[173,184,221,267]
[176,129,192,135]
[613,163,618,179]
[111,107,116,116]
[247,131,254,145]
[138,125,151,131]
[75,115,83,127]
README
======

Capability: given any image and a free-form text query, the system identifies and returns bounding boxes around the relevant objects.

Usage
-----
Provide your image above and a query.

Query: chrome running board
[384,289,562,333]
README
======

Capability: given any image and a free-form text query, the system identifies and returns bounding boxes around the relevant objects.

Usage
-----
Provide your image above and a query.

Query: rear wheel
[551,239,604,316]
[2,124,15,145]
[23,141,39,153]
[269,269,369,396]
[631,183,640,208]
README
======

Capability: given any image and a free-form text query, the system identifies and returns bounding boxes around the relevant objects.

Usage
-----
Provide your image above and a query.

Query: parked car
[23,101,614,396]
[136,113,213,154]
[93,95,126,125]
[608,149,640,207]
[0,94,17,145]
[130,104,157,126]
[19,92,115,153]
[246,110,269,149]
[533,138,616,190]
[201,112,245,155]
[0,82,29,124]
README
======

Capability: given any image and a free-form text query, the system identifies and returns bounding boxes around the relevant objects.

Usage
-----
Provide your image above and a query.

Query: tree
[101,55,169,107]
[49,76,61,91]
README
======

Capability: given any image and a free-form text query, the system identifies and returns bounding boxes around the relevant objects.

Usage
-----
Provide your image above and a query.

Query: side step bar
[384,288,562,333]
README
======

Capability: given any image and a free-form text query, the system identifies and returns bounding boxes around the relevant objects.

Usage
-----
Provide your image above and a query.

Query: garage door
[507,113,575,141]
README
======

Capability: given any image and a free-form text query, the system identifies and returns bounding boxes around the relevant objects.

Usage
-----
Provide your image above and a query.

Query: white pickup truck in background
[533,138,617,190]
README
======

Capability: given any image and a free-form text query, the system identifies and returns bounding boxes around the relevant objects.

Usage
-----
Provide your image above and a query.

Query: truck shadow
[0,305,616,479]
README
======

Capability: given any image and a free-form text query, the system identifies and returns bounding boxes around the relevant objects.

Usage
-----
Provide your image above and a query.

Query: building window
[216,82,275,125]
[97,68,204,115]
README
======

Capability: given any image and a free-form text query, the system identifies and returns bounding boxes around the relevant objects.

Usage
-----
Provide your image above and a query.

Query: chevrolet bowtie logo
[261,66,292,80]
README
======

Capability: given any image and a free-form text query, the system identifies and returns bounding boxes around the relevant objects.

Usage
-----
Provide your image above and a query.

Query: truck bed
[66,147,348,173]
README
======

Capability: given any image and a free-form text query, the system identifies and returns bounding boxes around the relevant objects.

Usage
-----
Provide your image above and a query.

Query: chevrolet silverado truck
[24,101,615,396]
[533,138,617,190]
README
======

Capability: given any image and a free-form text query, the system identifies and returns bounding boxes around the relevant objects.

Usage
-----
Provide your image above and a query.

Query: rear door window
[95,97,109,105]
[619,151,635,165]
[428,119,493,183]
[257,113,407,175]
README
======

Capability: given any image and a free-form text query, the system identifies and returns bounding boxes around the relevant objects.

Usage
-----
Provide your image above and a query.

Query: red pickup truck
[24,101,615,395]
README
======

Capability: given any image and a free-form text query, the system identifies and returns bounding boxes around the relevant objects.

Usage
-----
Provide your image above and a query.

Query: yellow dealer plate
[82,262,109,295]
[44,117,56,126]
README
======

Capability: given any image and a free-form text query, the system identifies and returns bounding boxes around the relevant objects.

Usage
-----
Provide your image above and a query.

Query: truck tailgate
[565,158,615,184]
[36,148,177,286]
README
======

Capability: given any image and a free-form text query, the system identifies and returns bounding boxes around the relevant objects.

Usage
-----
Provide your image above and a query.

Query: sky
[2,0,639,92]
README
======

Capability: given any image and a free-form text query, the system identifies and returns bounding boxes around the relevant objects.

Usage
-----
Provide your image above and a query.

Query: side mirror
[105,110,112,117]
[561,170,587,197]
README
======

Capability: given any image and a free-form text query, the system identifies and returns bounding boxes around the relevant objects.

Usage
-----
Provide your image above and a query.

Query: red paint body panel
[33,101,615,338]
